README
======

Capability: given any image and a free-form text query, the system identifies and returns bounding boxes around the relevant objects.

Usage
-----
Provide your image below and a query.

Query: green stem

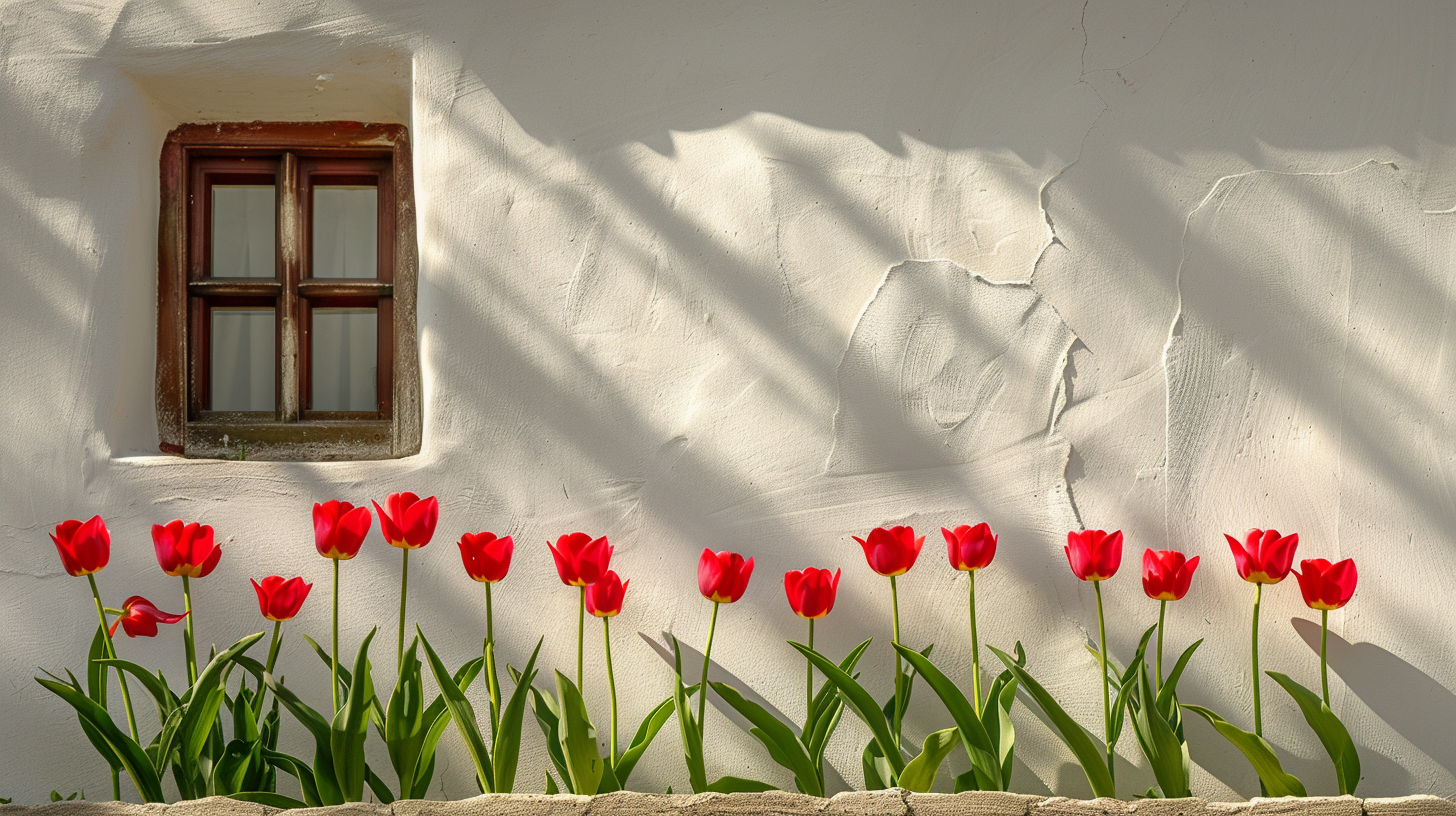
[398,549,410,675]
[1156,599,1167,696]
[807,619,815,718]
[890,575,903,754]
[1094,579,1113,795]
[577,586,586,692]
[969,571,982,717]
[88,574,139,742]
[182,575,198,686]
[485,582,502,735]
[332,558,340,714]
[1321,608,1330,707]
[698,601,720,746]
[1252,583,1264,737]
[110,769,120,802]
[604,616,619,767]
[257,620,282,718]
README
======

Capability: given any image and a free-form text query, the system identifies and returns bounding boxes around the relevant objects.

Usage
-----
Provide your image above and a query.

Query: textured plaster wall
[2,0,1456,805]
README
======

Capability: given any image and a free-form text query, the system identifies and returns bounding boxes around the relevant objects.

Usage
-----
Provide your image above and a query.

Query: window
[156,122,420,460]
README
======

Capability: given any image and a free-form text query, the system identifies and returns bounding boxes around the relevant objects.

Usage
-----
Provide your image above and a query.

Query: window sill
[167,419,412,461]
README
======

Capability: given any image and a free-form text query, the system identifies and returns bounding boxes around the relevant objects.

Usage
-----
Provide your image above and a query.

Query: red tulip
[784,567,840,619]
[586,571,628,617]
[1142,549,1199,601]
[109,596,188,638]
[853,526,925,577]
[314,500,372,560]
[373,492,439,549]
[50,516,110,577]
[549,532,613,586]
[1293,558,1357,610]
[1065,529,1123,581]
[251,576,313,621]
[458,532,513,583]
[699,549,754,603]
[944,523,997,571]
[152,520,222,578]
[1226,529,1299,584]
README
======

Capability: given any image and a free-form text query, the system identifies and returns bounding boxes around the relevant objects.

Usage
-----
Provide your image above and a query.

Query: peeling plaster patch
[826,259,1075,478]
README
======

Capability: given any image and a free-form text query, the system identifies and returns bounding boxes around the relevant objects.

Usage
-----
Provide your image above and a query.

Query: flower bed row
[35,493,1362,806]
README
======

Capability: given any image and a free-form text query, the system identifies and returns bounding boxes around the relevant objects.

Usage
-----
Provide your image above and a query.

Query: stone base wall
[1,792,1451,816]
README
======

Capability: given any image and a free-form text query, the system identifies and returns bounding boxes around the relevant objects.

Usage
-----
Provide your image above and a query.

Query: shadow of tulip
[1291,617,1456,781]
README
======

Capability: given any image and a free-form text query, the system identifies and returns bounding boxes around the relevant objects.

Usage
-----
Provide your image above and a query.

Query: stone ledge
[0,794,1451,816]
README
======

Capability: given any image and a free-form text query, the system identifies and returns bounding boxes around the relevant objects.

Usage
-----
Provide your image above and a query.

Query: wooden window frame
[157,122,421,460]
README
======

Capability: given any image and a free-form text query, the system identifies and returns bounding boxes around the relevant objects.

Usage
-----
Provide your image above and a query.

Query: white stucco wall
[3,0,1456,805]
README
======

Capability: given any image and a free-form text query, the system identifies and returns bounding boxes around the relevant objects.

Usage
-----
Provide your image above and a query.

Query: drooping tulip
[1294,558,1357,611]
[109,596,188,639]
[944,523,997,571]
[1142,548,1199,694]
[251,576,313,622]
[783,567,840,620]
[151,520,222,578]
[944,522,998,716]
[698,549,755,603]
[458,532,514,583]
[1065,529,1123,581]
[51,516,110,577]
[1142,549,1199,601]
[313,500,372,560]
[1226,528,1299,584]
[1293,557,1358,706]
[373,492,439,549]
[549,532,613,587]
[854,526,925,577]
[587,570,628,618]
[1226,528,1298,737]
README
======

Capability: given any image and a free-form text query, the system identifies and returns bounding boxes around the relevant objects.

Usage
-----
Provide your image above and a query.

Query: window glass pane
[211,309,275,411]
[312,186,378,278]
[211,185,276,277]
[312,308,377,411]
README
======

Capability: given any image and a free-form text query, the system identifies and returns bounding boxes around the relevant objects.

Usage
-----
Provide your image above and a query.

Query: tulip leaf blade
[385,636,429,798]
[615,694,675,786]
[179,631,264,769]
[1266,671,1360,795]
[1155,639,1203,722]
[862,741,891,791]
[805,637,871,739]
[1131,664,1189,798]
[262,748,323,807]
[522,678,573,793]
[899,726,960,793]
[979,644,1024,791]
[893,643,1003,791]
[418,626,496,793]
[711,681,823,797]
[331,627,376,802]
[791,640,904,780]
[552,671,605,796]
[988,644,1115,798]
[35,671,165,803]
[705,775,777,793]
[415,655,485,799]
[1180,704,1306,797]
[491,638,542,794]
[669,636,710,794]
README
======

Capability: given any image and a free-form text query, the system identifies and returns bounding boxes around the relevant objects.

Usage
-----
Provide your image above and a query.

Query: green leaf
[1155,639,1203,721]
[365,765,396,803]
[229,791,308,809]
[554,671,605,795]
[180,632,265,767]
[386,637,428,797]
[413,656,484,798]
[260,677,342,806]
[670,637,708,794]
[262,748,322,807]
[805,638,871,738]
[418,627,496,793]
[706,776,777,792]
[893,643,1002,791]
[1180,704,1306,797]
[523,681,572,793]
[491,639,542,794]
[1132,666,1189,798]
[331,628,376,802]
[988,645,1115,798]
[614,695,674,786]
[861,741,891,791]
[710,681,822,797]
[35,672,165,803]
[980,648,1023,791]
[899,727,959,793]
[1267,671,1360,795]
[790,641,904,780]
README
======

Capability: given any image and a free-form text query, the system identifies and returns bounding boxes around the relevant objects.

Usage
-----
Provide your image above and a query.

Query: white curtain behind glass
[312,309,377,411]
[211,186,275,278]
[211,310,274,410]
[312,186,377,278]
